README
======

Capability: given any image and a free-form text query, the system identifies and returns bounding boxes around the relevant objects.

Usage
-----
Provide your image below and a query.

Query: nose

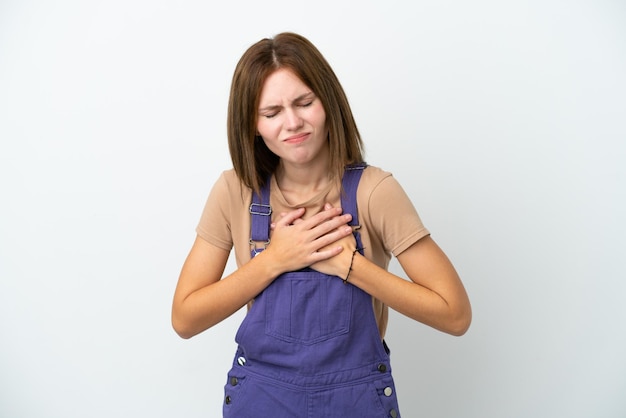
[284,108,304,131]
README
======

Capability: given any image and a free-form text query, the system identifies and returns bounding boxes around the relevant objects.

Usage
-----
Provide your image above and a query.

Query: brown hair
[227,32,365,194]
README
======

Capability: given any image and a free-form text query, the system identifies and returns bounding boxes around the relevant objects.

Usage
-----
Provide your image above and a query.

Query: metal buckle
[249,203,272,216]
[249,239,270,256]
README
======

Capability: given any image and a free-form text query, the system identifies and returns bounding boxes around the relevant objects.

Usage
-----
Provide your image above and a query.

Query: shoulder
[212,169,249,196]
[359,165,397,195]
[219,169,243,188]
[362,165,392,182]
[203,169,253,215]
[358,164,416,211]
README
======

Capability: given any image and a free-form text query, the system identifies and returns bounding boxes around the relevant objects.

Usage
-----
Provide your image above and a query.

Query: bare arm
[314,234,472,336]
[171,236,275,339]
[171,206,354,339]
[353,236,471,335]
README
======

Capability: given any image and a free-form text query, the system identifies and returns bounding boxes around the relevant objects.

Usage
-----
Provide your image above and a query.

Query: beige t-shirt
[196,165,430,339]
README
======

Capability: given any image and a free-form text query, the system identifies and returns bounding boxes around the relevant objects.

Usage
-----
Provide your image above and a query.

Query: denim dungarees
[223,165,401,418]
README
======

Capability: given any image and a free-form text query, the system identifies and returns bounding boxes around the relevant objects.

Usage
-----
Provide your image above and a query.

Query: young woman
[172,32,471,418]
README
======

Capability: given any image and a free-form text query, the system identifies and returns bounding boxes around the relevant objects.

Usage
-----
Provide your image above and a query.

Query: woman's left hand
[272,203,357,278]
[309,232,357,278]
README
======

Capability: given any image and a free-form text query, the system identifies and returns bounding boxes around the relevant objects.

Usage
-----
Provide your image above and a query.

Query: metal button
[230,377,238,386]
[389,408,398,418]
[225,395,232,405]
[384,386,393,397]
[377,363,387,373]
[237,356,246,366]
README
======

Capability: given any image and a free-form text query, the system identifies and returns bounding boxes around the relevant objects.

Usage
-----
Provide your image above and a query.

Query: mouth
[283,133,309,144]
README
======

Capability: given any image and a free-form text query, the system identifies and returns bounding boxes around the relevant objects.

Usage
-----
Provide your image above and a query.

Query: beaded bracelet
[343,248,363,284]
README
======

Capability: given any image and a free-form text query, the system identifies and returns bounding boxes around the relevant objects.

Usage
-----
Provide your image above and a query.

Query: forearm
[346,253,472,336]
[173,207,358,339]
[172,250,281,339]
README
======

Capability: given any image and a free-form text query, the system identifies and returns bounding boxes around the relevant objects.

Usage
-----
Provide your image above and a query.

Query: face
[256,68,328,168]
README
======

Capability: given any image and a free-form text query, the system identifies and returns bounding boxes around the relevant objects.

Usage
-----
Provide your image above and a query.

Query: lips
[283,133,309,144]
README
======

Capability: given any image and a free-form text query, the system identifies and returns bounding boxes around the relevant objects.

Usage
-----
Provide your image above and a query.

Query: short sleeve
[195,172,234,251]
[365,173,430,256]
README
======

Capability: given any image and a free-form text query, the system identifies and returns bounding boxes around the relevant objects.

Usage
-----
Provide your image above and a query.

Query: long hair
[227,32,364,194]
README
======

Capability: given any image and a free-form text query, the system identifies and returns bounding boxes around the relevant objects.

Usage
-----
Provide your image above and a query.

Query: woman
[172,32,471,417]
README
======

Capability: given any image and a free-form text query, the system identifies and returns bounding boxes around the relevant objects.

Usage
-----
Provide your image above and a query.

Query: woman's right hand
[264,206,354,273]
[172,206,354,338]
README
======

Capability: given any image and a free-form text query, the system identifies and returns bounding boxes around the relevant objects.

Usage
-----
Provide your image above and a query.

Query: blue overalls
[223,165,401,418]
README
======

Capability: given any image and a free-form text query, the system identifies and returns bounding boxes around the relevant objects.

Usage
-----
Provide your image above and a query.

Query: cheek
[256,120,276,140]
[314,107,327,130]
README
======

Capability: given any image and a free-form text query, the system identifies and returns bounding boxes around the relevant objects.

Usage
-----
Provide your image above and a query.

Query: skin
[172,68,471,339]
[257,68,333,204]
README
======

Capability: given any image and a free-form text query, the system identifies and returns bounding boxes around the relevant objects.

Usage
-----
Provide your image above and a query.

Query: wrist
[253,248,287,281]
[342,248,363,284]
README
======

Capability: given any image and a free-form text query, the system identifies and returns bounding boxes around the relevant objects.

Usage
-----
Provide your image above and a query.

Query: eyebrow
[258,92,316,113]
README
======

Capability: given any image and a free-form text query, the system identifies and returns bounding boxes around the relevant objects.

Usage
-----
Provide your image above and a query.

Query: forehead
[258,68,311,104]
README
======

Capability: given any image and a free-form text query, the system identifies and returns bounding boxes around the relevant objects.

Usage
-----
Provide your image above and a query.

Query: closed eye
[258,93,316,118]
[260,107,281,119]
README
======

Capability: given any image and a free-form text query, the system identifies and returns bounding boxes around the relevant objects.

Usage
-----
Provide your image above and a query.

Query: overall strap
[249,164,367,256]
[249,180,272,255]
[341,163,367,254]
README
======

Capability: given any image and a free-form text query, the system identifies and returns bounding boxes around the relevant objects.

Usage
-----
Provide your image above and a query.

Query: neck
[275,152,332,197]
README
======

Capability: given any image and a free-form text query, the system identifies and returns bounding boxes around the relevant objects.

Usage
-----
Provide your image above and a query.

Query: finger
[306,206,347,227]
[275,207,305,226]
[309,213,352,238]
[312,226,354,251]
[310,245,345,263]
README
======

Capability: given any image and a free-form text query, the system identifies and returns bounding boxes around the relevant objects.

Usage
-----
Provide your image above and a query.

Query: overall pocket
[264,271,353,344]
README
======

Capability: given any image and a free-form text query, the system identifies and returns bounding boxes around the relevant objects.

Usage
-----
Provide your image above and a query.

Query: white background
[1,1,625,417]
